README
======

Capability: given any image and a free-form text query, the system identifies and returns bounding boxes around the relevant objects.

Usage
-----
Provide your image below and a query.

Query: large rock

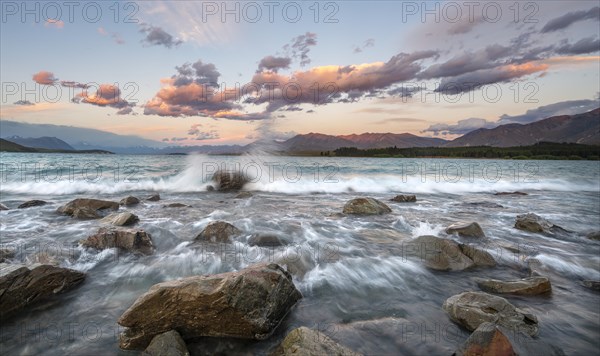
[0,248,15,263]
[72,206,100,219]
[57,198,119,216]
[0,263,85,319]
[81,228,154,255]
[270,327,361,356]
[120,196,140,206]
[101,212,139,226]
[514,213,563,234]
[0,203,8,210]
[343,197,392,215]
[143,330,189,356]
[454,322,516,356]
[390,194,416,203]
[195,221,241,243]
[410,236,495,271]
[442,291,539,336]
[117,263,302,350]
[475,277,551,295]
[147,194,161,202]
[212,170,249,191]
[446,222,485,238]
[17,200,47,209]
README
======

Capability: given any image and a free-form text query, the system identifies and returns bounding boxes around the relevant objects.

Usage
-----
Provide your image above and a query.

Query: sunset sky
[1,1,599,145]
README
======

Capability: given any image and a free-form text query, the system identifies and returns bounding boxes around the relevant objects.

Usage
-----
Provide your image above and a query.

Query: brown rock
[454,322,516,356]
[0,263,85,319]
[72,206,101,219]
[582,280,600,291]
[514,213,564,234]
[410,236,495,271]
[0,248,15,263]
[234,191,253,199]
[120,196,140,206]
[101,212,139,226]
[195,221,241,243]
[81,228,154,255]
[343,197,392,215]
[475,277,551,295]
[212,170,248,191]
[143,330,189,356]
[57,198,119,216]
[390,194,416,203]
[270,327,361,356]
[442,291,539,336]
[163,203,189,208]
[147,194,161,202]
[586,231,600,241]
[248,233,291,247]
[17,200,47,209]
[446,222,486,238]
[117,263,302,350]
[459,245,496,267]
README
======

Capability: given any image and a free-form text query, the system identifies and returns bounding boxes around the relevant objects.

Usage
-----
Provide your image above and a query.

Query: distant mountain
[0,138,112,154]
[6,136,74,150]
[447,108,600,147]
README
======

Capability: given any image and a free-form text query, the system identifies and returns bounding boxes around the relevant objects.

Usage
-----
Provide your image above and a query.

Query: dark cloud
[257,56,292,73]
[60,81,89,89]
[173,60,221,87]
[541,7,599,33]
[497,99,600,124]
[116,107,134,115]
[419,45,510,79]
[423,118,497,135]
[448,17,484,35]
[284,32,317,66]
[555,37,600,55]
[140,24,183,48]
[353,38,375,53]
[14,100,34,106]
[193,130,220,140]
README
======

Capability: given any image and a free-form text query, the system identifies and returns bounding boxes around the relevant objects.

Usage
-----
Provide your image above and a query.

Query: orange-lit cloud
[32,71,57,85]
[44,19,64,29]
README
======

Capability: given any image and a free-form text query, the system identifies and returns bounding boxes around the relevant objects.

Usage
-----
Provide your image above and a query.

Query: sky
[1,0,599,145]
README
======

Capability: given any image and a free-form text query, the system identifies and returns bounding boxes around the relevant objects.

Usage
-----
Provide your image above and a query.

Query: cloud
[13,100,34,106]
[541,7,599,33]
[447,17,484,35]
[257,56,292,73]
[555,37,600,55]
[44,19,64,29]
[423,118,497,135]
[98,27,125,44]
[60,81,89,89]
[140,24,182,48]
[284,32,317,66]
[353,38,375,53]
[419,45,511,79]
[373,117,426,125]
[76,84,136,112]
[497,99,600,124]
[116,107,135,115]
[193,130,220,140]
[32,71,58,85]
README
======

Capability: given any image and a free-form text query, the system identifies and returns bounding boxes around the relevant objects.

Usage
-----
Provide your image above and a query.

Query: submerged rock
[195,221,241,243]
[586,231,600,241]
[270,327,361,356]
[390,194,416,203]
[206,185,215,192]
[475,277,551,295]
[81,228,154,255]
[247,233,291,247]
[0,248,15,263]
[0,203,8,210]
[0,263,85,319]
[234,191,253,199]
[117,263,302,350]
[582,280,600,291]
[442,291,538,336]
[163,203,190,208]
[17,200,47,209]
[514,213,565,234]
[143,330,189,356]
[101,212,139,226]
[454,322,516,356]
[120,196,140,206]
[410,236,495,271]
[57,198,119,216]
[343,197,392,215]
[494,191,528,196]
[146,194,160,202]
[446,222,486,238]
[212,170,248,191]
[72,206,100,219]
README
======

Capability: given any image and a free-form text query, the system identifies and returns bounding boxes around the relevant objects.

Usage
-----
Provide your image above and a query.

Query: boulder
[514,213,563,234]
[120,196,140,206]
[234,191,253,199]
[248,233,291,247]
[0,263,85,319]
[0,203,8,210]
[410,236,495,271]
[343,197,392,215]
[17,200,47,209]
[147,194,161,202]
[57,198,119,216]
[101,212,139,226]
[195,221,241,243]
[81,228,154,255]
[390,194,416,203]
[494,192,527,196]
[582,280,600,291]
[446,222,485,238]
[163,203,190,208]
[586,231,600,241]
[442,291,539,336]
[212,170,248,191]
[454,322,516,356]
[143,330,189,356]
[0,248,15,263]
[72,206,101,219]
[270,327,361,356]
[206,185,215,192]
[475,277,551,295]
[117,263,302,350]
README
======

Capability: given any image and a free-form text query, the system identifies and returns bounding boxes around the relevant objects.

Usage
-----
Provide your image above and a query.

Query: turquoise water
[0,153,599,355]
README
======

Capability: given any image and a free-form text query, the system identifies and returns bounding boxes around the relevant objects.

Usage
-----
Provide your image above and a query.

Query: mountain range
[1,108,598,154]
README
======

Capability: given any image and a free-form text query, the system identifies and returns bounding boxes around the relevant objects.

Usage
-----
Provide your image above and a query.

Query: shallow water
[0,153,599,355]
